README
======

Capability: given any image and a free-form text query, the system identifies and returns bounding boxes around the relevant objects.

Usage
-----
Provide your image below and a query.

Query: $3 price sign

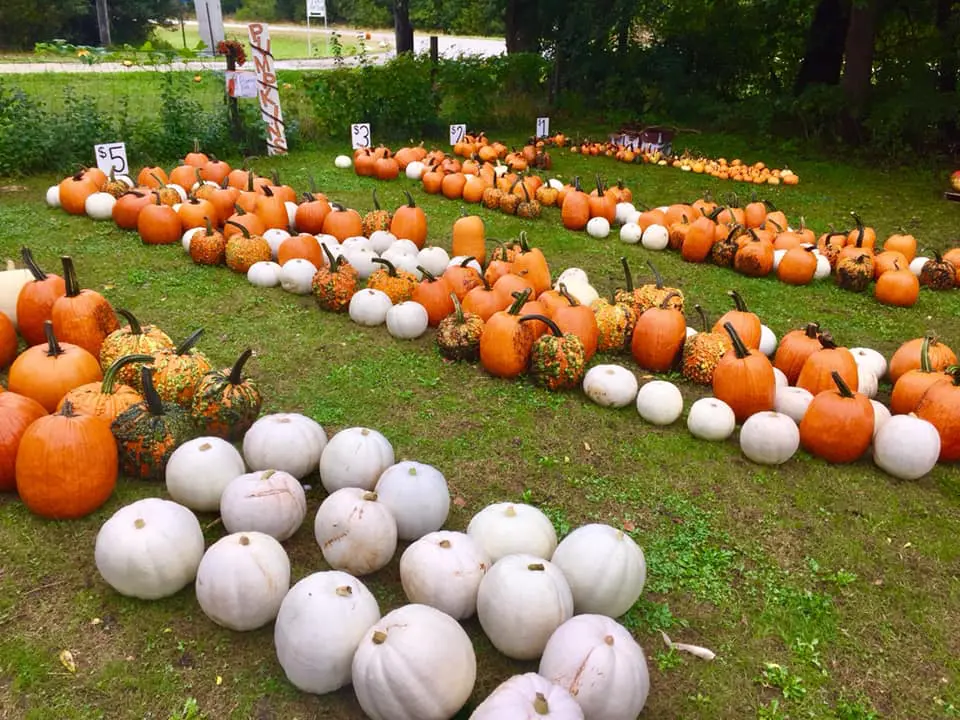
[351,123,371,150]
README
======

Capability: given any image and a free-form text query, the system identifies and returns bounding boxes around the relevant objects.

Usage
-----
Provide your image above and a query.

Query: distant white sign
[306,0,326,17]
[226,71,258,98]
[195,0,225,54]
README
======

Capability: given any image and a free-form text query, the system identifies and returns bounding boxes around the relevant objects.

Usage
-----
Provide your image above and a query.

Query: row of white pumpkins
[584,340,939,480]
[94,413,653,719]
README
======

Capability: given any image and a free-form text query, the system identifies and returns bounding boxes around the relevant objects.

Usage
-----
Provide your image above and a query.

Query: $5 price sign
[94,142,128,176]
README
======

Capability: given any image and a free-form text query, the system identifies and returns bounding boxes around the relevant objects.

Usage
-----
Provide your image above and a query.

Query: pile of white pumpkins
[93,412,656,720]
[583,321,940,481]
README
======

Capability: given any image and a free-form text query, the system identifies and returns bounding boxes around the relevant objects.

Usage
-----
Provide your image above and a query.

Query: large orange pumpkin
[58,170,99,215]
[390,191,428,249]
[0,391,48,492]
[50,257,119,358]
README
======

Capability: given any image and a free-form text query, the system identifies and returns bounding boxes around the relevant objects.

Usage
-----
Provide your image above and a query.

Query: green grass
[1,129,959,719]
[150,24,368,60]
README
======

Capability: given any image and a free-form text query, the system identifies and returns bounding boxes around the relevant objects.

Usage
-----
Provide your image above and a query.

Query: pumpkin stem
[102,353,155,394]
[416,266,437,282]
[174,328,204,356]
[149,172,167,188]
[225,220,252,239]
[520,313,563,337]
[140,366,166,416]
[59,398,77,417]
[60,256,81,298]
[42,320,64,358]
[728,289,749,313]
[370,257,399,277]
[116,308,146,335]
[694,304,709,332]
[620,256,635,292]
[920,335,933,374]
[247,171,255,192]
[307,172,318,194]
[707,206,724,221]
[722,321,750,359]
[573,176,582,193]
[945,365,960,386]
[850,211,865,246]
[558,283,579,307]
[271,169,282,187]
[517,231,532,253]
[804,322,820,339]
[594,173,604,195]
[831,370,856,398]
[507,288,531,314]
[203,216,215,235]
[658,291,680,309]
[646,260,665,289]
[228,349,253,385]
[232,203,248,216]
[533,692,550,715]
[262,185,275,197]
[450,292,466,323]
[321,243,341,271]
[763,199,778,212]
[403,189,416,208]
[766,217,784,233]
[194,167,203,187]
[371,188,382,212]
[20,247,48,281]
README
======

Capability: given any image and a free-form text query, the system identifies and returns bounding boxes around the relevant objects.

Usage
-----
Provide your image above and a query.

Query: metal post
[307,14,311,56]
[226,53,242,143]
[95,0,112,46]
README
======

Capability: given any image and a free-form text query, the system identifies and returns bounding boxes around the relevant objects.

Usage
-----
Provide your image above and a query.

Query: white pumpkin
[263,228,291,259]
[740,411,800,465]
[94,498,205,600]
[641,223,669,251]
[0,261,32,329]
[582,364,638,408]
[352,603,477,720]
[774,386,813,423]
[871,400,892,439]
[388,238,420,257]
[417,246,450,277]
[274,570,381,694]
[399,531,490,619]
[379,247,421,277]
[165,436,246,512]
[386,301,429,339]
[467,502,558,562]
[614,202,636,225]
[814,252,832,279]
[470,673,584,720]
[561,279,599,307]
[220,469,307,541]
[873,414,941,480]
[550,524,645,618]
[586,217,610,239]
[539,614,650,720]
[349,289,393,327]
[618,222,642,245]
[759,325,777,356]
[319,426,395,493]
[285,201,299,229]
[243,412,327,479]
[316,233,340,253]
[405,160,425,179]
[636,380,683,425]
[334,154,353,169]
[686,325,698,339]
[858,369,878,399]
[344,246,379,278]
[773,248,787,270]
[45,185,61,208]
[342,235,373,252]
[280,258,318,295]
[195,531,290,631]
[369,230,397,254]
[850,347,887,381]
[168,184,188,202]
[909,256,930,276]
[85,191,116,220]
[686,397,736,441]
[374,461,449,540]
[554,267,589,288]
[248,260,283,287]
[314,488,398,576]
[449,255,483,274]
[773,366,789,388]
[547,178,564,191]
[477,554,574,660]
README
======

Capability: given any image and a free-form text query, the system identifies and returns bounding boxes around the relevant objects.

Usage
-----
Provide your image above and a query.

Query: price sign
[536,117,550,138]
[94,142,128,176]
[449,124,466,146]
[351,123,371,150]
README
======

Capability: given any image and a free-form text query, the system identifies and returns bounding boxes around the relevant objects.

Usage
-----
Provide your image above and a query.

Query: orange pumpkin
[712,322,776,423]
[451,210,486,265]
[390,191,428,249]
[799,371,874,464]
[322,204,364,242]
[712,290,761,349]
[0,391,48,492]
[138,192,183,245]
[796,332,859,397]
[58,170,99,215]
[561,177,591,231]
[50,257,119,358]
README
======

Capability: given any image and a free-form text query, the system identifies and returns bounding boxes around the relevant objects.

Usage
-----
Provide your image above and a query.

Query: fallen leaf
[216,675,223,686]
[452,496,467,508]
[622,520,636,532]
[59,649,76,672]
[102,284,115,291]
[563,456,570,463]
[583,441,591,452]
[90,617,102,626]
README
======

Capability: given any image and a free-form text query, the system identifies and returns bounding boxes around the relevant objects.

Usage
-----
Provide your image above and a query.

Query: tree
[794,0,850,93]
[394,0,414,53]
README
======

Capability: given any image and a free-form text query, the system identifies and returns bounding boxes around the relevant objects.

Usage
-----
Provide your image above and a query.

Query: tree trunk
[505,0,538,53]
[794,0,849,93]
[937,0,959,93]
[840,0,879,119]
[394,0,413,54]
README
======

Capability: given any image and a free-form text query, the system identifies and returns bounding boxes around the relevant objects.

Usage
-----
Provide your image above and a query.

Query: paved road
[0,22,505,74]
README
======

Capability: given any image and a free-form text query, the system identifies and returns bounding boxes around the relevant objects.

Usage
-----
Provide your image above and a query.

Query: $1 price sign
[449,124,466,146]
[351,123,371,150]
[535,117,550,139]
[94,142,128,176]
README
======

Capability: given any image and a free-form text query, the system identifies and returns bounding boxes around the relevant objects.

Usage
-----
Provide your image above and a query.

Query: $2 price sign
[94,142,128,176]
[351,123,371,150]
[449,124,466,146]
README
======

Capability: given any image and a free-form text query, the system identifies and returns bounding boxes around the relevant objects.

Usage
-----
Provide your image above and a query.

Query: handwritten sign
[247,23,288,156]
[351,123,371,150]
[94,142,128,176]
[449,124,466,146]
[225,71,258,98]
[536,117,550,138]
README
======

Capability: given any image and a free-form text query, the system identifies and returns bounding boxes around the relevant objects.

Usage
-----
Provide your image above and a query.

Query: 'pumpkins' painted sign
[247,23,288,156]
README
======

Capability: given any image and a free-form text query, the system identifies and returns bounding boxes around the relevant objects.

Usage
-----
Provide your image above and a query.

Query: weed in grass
[656,647,685,671]
[758,699,789,720]
[834,697,881,720]
[757,663,808,702]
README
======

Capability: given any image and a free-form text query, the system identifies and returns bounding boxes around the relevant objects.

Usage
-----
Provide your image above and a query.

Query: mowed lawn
[0,132,959,720]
